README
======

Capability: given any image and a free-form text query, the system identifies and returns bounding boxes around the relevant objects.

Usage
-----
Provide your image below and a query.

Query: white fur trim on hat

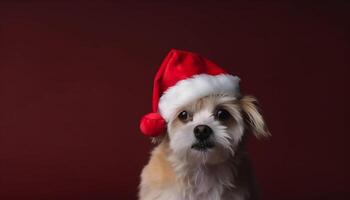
[158,74,240,121]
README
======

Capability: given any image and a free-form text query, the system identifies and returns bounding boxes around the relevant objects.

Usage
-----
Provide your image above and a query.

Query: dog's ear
[151,134,169,144]
[240,95,270,138]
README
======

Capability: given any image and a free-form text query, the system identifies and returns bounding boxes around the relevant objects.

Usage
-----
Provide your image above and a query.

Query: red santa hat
[140,49,240,137]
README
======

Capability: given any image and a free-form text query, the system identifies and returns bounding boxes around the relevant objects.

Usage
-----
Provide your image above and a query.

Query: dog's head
[165,94,269,165]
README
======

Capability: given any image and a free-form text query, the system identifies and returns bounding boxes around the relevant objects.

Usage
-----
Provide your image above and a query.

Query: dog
[139,94,269,200]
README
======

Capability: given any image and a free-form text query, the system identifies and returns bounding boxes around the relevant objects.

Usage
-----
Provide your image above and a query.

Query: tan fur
[240,96,270,138]
[140,141,176,191]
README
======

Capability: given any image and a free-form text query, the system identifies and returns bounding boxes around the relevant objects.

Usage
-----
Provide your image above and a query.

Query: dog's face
[166,94,269,165]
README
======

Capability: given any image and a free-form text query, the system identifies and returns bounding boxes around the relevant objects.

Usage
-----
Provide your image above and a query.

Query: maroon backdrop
[0,1,349,200]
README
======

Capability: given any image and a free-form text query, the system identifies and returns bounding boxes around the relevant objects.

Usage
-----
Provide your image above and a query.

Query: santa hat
[140,49,240,137]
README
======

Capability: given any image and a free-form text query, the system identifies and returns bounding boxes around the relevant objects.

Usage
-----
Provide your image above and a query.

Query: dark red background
[0,1,349,200]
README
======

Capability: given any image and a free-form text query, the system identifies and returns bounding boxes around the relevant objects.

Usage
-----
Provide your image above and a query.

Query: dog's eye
[215,108,231,121]
[178,111,189,122]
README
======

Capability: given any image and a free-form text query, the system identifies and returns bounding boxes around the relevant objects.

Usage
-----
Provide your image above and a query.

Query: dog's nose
[194,125,213,141]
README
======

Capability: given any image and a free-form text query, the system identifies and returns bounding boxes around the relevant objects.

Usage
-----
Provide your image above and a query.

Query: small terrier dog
[139,50,269,200]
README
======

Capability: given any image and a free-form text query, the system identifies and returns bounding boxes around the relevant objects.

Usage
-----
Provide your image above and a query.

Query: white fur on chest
[150,178,245,200]
[156,163,245,200]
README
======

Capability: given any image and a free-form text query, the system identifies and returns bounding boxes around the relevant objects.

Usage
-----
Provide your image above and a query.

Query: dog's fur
[139,94,269,200]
